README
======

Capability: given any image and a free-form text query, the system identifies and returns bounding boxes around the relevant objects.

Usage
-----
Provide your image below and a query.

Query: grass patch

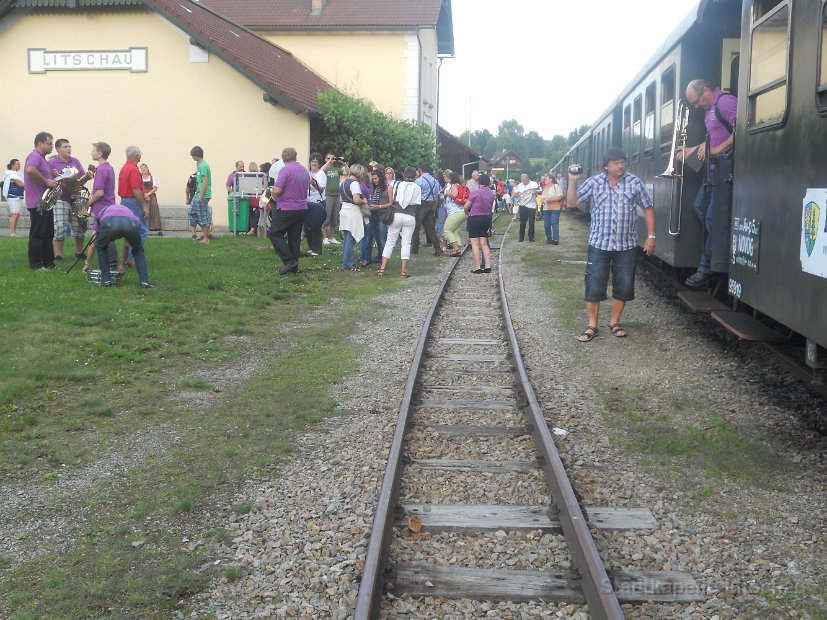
[0,234,446,619]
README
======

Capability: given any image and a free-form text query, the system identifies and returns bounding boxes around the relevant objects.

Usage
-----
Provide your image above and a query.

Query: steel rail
[496,221,625,620]
[353,248,466,619]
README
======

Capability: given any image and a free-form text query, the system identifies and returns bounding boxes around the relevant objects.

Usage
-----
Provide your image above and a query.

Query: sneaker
[329,238,340,245]
[685,270,713,288]
[323,238,331,245]
[552,240,559,245]
[191,234,198,240]
[309,251,319,257]
[9,233,17,238]
[54,255,64,261]
[139,282,155,289]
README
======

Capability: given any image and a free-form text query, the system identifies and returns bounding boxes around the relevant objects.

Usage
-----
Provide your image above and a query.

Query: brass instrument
[69,167,96,219]
[656,101,690,237]
[261,186,274,205]
[658,101,689,179]
[38,166,87,212]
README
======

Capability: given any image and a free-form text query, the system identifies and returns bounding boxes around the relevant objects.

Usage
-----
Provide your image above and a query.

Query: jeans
[121,197,149,245]
[542,209,561,241]
[342,230,357,269]
[97,216,149,284]
[269,208,306,264]
[436,203,447,238]
[518,205,536,241]
[361,211,388,263]
[691,170,716,273]
[584,245,638,302]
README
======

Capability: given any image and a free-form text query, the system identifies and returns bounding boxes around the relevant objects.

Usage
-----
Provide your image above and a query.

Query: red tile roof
[144,0,334,114]
[199,0,445,29]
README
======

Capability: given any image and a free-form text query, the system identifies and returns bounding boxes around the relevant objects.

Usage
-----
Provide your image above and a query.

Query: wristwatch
[647,235,656,240]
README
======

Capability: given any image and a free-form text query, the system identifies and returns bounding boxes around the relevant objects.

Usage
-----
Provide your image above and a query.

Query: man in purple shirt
[48,138,87,261]
[24,131,58,270]
[678,79,737,288]
[93,203,154,289]
[83,142,118,275]
[226,160,244,193]
[268,147,309,274]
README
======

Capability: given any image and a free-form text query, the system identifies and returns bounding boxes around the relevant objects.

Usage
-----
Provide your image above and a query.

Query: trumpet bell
[70,187,91,218]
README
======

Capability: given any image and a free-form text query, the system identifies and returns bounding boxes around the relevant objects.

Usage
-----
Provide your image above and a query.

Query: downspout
[416,29,423,124]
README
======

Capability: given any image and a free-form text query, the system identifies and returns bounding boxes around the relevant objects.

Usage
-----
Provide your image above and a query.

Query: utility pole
[467,96,473,147]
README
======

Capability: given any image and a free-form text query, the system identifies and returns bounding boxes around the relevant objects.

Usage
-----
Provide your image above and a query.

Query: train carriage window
[644,82,656,159]
[623,105,631,155]
[660,67,676,157]
[632,96,642,163]
[818,2,827,108]
[748,2,790,128]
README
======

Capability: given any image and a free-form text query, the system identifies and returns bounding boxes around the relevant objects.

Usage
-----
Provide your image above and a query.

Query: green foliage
[316,89,438,171]
[459,120,592,178]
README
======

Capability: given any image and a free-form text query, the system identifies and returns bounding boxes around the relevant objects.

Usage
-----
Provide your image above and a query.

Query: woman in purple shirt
[465,172,495,273]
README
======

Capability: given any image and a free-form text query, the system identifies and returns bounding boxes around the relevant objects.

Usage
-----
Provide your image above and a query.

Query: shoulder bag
[383,183,400,225]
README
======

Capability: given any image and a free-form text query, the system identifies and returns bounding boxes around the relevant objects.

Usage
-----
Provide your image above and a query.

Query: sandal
[471,268,483,274]
[578,326,598,342]
[450,251,462,257]
[400,272,411,278]
[376,268,385,276]
[609,323,627,338]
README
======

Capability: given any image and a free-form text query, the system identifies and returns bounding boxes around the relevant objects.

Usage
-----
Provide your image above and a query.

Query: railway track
[354,219,702,618]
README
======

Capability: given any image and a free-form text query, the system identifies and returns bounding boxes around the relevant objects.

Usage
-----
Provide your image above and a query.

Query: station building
[0,0,454,228]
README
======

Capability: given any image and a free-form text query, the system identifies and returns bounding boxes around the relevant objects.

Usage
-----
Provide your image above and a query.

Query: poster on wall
[801,188,827,278]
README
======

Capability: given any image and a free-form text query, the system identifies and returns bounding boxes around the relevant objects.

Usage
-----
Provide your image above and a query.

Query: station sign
[28,48,148,73]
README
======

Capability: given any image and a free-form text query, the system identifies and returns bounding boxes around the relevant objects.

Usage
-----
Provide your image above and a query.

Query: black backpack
[186,173,197,196]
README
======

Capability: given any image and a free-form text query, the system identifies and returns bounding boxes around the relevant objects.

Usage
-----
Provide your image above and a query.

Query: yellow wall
[264,30,438,128]
[0,10,311,228]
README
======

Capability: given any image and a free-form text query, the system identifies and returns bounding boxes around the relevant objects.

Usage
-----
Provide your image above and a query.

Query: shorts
[466,214,491,239]
[7,196,24,214]
[324,195,340,227]
[584,245,638,302]
[52,199,88,240]
[188,196,212,228]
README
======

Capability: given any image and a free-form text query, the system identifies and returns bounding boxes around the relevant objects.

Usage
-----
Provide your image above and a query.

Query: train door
[711,37,742,273]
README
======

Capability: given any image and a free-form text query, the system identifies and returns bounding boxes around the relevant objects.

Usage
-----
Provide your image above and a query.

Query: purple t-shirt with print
[48,155,84,202]
[274,161,310,211]
[24,148,51,210]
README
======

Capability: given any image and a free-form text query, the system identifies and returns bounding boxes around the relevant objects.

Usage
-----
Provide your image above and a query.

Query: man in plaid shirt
[566,147,656,342]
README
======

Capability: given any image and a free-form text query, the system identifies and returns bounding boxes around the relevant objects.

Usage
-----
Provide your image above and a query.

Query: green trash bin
[227,195,249,233]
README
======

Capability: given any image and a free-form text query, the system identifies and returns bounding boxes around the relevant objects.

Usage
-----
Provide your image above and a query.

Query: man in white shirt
[466,170,480,193]
[512,173,540,242]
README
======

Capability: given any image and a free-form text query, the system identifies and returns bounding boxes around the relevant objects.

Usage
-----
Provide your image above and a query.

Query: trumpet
[658,101,689,179]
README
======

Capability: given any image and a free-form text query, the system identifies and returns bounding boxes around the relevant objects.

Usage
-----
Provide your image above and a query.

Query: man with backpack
[412,163,441,256]
[677,79,737,289]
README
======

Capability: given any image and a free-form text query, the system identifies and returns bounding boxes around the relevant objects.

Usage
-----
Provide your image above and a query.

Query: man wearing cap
[566,147,656,342]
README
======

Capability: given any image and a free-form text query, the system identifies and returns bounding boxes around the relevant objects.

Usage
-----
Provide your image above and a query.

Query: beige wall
[0,10,311,228]
[264,29,439,130]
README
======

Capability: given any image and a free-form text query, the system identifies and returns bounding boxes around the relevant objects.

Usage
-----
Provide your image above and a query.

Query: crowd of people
[3,133,578,286]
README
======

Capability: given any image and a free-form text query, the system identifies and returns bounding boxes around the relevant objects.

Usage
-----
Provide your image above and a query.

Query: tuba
[658,101,690,179]
[38,166,82,211]
[69,167,96,218]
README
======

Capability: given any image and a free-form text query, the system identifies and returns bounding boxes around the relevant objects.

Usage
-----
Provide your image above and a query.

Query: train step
[711,311,788,342]
[677,290,730,313]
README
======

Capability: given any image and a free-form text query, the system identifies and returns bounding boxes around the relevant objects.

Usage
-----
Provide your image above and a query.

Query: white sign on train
[801,188,827,279]
[28,48,148,73]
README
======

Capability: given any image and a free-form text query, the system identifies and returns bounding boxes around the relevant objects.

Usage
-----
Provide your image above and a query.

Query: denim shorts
[584,245,639,302]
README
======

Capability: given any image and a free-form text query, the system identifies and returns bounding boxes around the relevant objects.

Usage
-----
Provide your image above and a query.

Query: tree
[524,131,545,158]
[316,90,438,171]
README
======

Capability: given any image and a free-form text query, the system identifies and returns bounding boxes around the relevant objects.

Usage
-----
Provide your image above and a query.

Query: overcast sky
[438,0,702,141]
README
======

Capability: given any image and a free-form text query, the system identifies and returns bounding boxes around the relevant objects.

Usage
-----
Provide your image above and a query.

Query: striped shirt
[576,172,652,251]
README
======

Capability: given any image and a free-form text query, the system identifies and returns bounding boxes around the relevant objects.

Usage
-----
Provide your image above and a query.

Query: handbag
[383,183,400,225]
